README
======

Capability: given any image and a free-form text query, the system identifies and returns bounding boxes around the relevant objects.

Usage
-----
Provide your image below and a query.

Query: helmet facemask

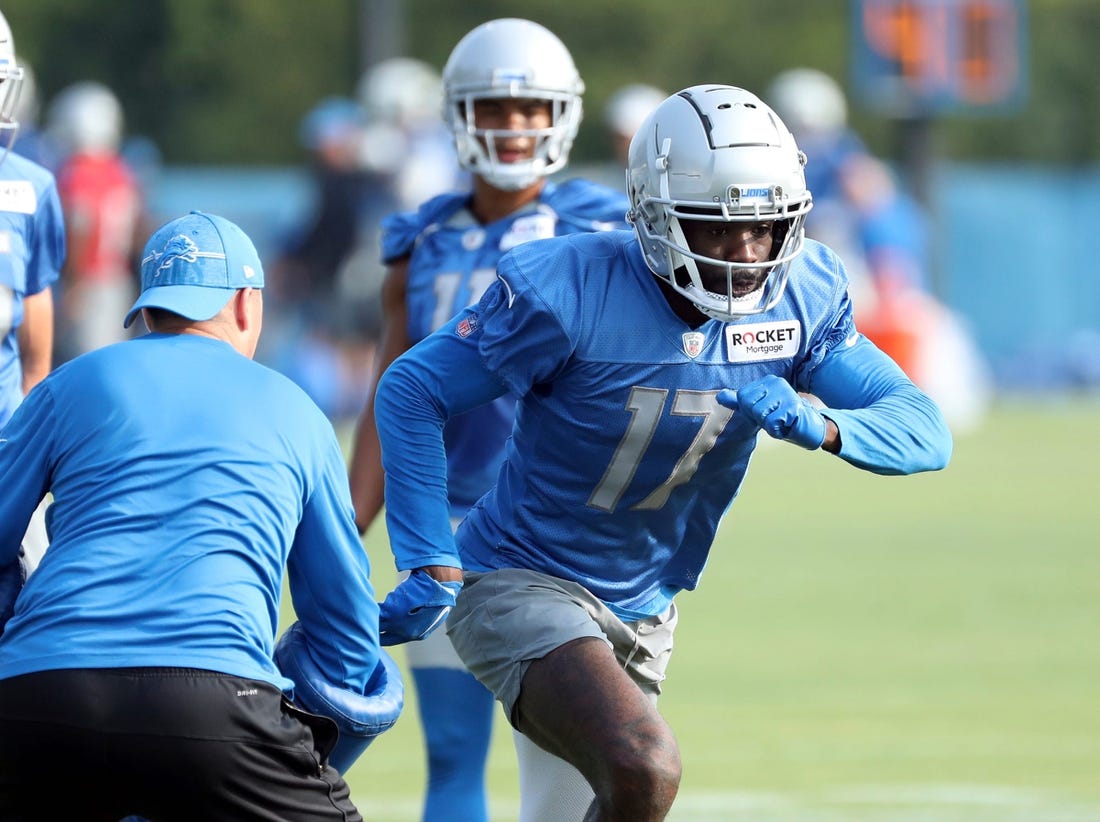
[0,23,23,163]
[661,189,808,321]
[447,85,581,191]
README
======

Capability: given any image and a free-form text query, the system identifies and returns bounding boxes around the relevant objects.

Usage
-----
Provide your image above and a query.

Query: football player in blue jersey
[372,84,953,821]
[0,10,66,575]
[348,18,629,822]
[0,212,401,820]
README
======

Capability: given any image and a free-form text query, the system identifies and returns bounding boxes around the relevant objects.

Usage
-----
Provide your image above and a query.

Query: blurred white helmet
[627,85,813,321]
[47,81,124,155]
[358,57,442,130]
[442,18,583,191]
[604,83,666,140]
[765,68,847,140]
[0,11,25,157]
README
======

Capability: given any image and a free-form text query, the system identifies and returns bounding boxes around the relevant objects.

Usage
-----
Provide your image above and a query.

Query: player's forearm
[375,360,460,569]
[348,403,386,535]
[18,289,54,394]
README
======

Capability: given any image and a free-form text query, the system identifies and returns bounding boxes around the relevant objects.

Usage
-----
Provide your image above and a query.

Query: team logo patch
[724,320,800,362]
[0,181,38,215]
[456,313,480,338]
[153,235,200,276]
[682,331,705,359]
[462,228,486,251]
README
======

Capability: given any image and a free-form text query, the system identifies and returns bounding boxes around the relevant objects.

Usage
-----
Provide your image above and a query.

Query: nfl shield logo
[682,332,705,359]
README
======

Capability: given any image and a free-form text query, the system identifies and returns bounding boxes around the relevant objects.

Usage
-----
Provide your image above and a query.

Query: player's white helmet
[358,57,442,130]
[46,81,124,155]
[0,12,25,158]
[766,68,848,140]
[627,85,813,321]
[605,83,667,141]
[443,18,583,191]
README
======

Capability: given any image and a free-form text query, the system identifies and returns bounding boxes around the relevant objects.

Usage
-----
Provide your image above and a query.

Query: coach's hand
[718,375,827,450]
[378,569,463,646]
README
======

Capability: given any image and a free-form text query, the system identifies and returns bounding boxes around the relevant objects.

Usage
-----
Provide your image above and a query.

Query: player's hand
[378,569,463,646]
[717,376,826,450]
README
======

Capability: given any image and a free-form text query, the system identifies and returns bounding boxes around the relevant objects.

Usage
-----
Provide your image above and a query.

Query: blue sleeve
[0,384,53,562]
[26,180,65,295]
[810,335,953,475]
[286,428,381,692]
[375,308,509,571]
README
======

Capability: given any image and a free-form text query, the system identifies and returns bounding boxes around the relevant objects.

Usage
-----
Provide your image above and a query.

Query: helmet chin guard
[627,85,813,321]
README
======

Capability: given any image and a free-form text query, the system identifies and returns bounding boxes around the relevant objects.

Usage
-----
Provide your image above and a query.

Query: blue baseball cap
[124,210,264,329]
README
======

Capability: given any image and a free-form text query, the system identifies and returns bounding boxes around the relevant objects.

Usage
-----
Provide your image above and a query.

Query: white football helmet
[766,68,848,140]
[0,12,25,158]
[627,85,813,321]
[358,57,442,130]
[443,18,583,191]
[604,83,667,141]
[46,81,124,155]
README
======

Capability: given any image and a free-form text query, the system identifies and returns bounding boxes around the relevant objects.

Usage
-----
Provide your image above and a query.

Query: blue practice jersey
[0,152,66,427]
[381,178,628,516]
[375,231,950,620]
[0,334,379,692]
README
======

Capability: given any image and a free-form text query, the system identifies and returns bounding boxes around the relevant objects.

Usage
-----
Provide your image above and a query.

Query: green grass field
[322,397,1100,821]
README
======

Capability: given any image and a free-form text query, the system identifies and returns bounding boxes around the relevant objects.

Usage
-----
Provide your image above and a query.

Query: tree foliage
[4,0,1097,167]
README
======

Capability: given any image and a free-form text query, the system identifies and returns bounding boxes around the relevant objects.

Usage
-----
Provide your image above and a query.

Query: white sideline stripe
[354,786,1100,822]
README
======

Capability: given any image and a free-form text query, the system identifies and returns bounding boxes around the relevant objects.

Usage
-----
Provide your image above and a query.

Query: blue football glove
[717,375,827,450]
[378,569,463,646]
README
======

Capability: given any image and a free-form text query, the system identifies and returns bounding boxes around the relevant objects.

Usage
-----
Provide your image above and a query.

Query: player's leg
[516,636,680,822]
[408,639,495,821]
[447,569,681,822]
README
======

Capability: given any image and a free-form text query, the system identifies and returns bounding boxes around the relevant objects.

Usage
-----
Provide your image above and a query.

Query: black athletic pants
[0,667,362,822]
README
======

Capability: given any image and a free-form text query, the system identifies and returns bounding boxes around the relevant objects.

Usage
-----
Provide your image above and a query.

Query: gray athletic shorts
[445,568,678,726]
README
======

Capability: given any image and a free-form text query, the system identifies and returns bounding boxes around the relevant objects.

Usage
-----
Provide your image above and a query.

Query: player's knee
[598,723,681,815]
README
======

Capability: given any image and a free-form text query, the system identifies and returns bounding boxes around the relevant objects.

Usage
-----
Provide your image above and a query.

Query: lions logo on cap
[151,235,200,277]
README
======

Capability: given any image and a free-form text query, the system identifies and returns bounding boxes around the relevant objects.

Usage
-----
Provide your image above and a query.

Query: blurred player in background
[767,67,991,432]
[0,211,400,820]
[371,84,952,820]
[603,82,667,167]
[267,96,384,420]
[0,11,66,575]
[46,80,146,365]
[347,18,629,822]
